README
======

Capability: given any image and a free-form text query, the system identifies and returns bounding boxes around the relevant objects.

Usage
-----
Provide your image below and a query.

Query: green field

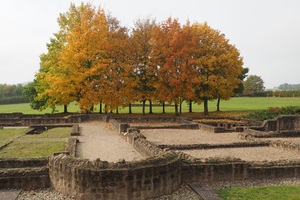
[218,185,300,200]
[0,97,300,114]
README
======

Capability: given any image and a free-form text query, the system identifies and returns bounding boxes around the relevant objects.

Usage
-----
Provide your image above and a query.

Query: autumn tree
[191,22,243,115]
[35,3,114,113]
[36,30,70,113]
[36,3,91,113]
[243,75,265,96]
[130,18,157,114]
[100,15,136,113]
[151,18,199,115]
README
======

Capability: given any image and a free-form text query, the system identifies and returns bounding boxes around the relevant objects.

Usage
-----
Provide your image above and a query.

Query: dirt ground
[141,129,243,145]
[76,121,143,162]
[76,123,300,163]
[180,147,300,162]
[141,129,300,162]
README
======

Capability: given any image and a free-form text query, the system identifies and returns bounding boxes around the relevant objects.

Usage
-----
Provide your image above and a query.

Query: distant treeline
[271,90,300,97]
[247,90,300,97]
[278,83,300,90]
[0,84,29,104]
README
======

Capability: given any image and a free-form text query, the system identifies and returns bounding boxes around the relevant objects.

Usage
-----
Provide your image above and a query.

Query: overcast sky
[0,0,299,89]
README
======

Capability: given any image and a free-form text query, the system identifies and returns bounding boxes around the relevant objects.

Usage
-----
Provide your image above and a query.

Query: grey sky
[0,0,299,89]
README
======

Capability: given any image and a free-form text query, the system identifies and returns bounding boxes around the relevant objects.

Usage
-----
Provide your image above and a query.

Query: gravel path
[141,129,243,145]
[76,121,143,162]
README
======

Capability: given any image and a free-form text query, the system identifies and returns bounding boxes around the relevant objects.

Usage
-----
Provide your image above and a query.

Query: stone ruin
[1,113,300,199]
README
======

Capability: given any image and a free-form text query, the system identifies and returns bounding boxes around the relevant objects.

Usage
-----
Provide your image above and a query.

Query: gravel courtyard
[141,129,243,145]
[76,121,143,162]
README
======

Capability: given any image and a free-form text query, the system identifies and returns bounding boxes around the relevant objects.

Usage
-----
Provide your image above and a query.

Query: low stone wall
[49,154,181,200]
[70,124,80,136]
[243,128,300,138]
[49,129,181,200]
[157,142,269,150]
[130,124,199,130]
[112,116,181,123]
[65,137,79,157]
[198,123,225,133]
[182,160,300,183]
[260,115,300,132]
[0,158,48,168]
[0,158,49,189]
[270,140,300,152]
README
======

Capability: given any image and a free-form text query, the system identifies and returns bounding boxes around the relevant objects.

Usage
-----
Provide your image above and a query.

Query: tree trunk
[90,105,94,113]
[174,103,179,116]
[149,100,153,114]
[142,100,146,115]
[203,98,209,115]
[217,96,221,112]
[162,101,165,114]
[179,101,182,114]
[63,105,68,113]
[99,103,102,114]
[104,105,107,114]
[189,99,192,113]
[116,107,119,115]
[128,103,132,114]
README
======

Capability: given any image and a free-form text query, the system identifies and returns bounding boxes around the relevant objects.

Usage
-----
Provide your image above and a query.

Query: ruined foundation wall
[0,158,50,189]
[182,161,300,183]
[49,153,181,200]
[49,128,181,200]
[260,115,300,132]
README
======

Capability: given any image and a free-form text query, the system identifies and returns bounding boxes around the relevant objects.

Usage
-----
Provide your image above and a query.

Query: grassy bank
[218,185,300,200]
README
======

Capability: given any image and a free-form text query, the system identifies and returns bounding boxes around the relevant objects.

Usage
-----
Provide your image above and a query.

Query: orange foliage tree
[129,18,157,114]
[151,18,199,115]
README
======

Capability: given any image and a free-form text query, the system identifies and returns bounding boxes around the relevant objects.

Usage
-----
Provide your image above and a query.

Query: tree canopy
[243,75,265,96]
[32,2,245,115]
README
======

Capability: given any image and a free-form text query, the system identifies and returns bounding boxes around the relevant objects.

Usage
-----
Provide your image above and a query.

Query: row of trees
[278,83,300,90]
[0,84,28,104]
[27,3,244,115]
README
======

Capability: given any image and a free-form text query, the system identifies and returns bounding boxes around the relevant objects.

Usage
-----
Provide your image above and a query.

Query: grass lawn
[0,128,27,147]
[0,127,70,158]
[0,141,66,158]
[218,185,300,200]
[23,127,71,139]
[1,97,300,114]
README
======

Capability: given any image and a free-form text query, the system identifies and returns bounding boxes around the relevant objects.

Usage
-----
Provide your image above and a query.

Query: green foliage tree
[23,81,47,110]
[243,75,265,96]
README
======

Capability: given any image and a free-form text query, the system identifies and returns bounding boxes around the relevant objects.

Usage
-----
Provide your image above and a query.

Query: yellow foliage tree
[57,3,109,112]
[191,22,244,115]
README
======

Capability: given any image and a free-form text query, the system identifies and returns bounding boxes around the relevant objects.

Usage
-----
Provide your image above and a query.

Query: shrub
[244,106,300,121]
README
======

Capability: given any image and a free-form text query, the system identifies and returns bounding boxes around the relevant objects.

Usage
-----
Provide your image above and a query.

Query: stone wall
[198,123,225,133]
[0,113,82,126]
[49,154,181,200]
[260,115,300,132]
[49,129,181,200]
[0,158,49,189]
[182,161,300,183]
